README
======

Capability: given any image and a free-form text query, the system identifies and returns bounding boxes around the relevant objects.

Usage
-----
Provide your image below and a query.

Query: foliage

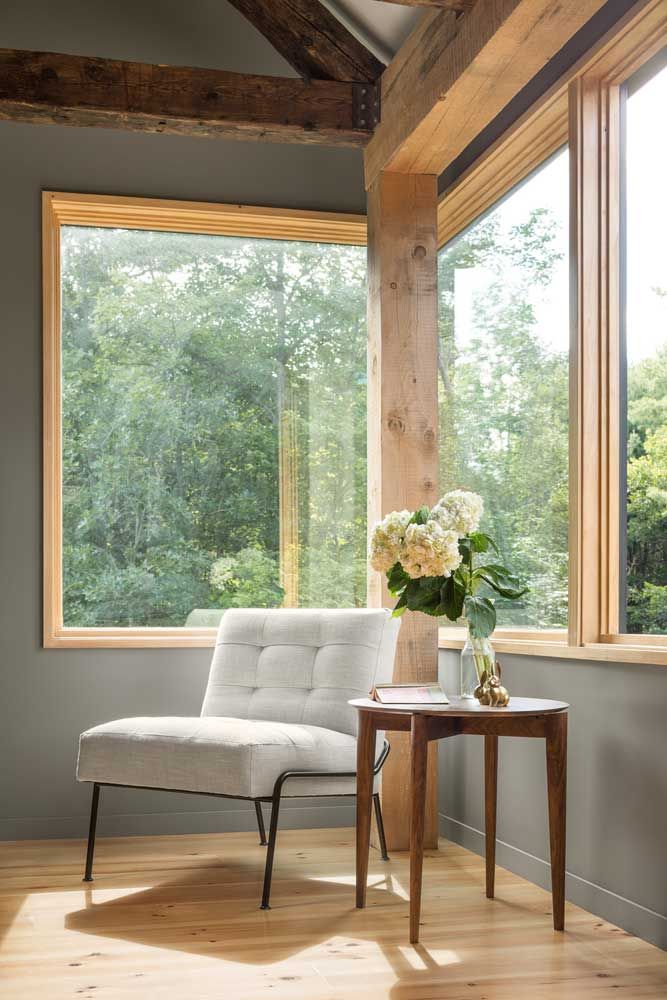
[438,205,569,629]
[61,189,666,635]
[626,364,667,633]
[61,227,366,627]
[438,188,667,635]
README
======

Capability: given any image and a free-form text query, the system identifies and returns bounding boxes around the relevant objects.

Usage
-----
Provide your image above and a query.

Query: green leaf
[409,505,431,526]
[468,531,500,554]
[392,591,408,617]
[386,561,410,595]
[440,571,466,622]
[464,594,496,638]
[476,563,528,600]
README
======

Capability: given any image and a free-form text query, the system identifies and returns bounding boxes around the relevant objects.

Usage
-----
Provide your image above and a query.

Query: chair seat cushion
[77,716,360,799]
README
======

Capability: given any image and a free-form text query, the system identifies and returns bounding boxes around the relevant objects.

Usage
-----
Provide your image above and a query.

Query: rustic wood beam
[364,0,608,187]
[376,0,473,9]
[225,0,385,82]
[367,172,439,850]
[0,49,376,147]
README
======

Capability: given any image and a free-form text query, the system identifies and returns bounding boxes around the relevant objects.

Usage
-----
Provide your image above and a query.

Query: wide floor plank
[0,828,665,999]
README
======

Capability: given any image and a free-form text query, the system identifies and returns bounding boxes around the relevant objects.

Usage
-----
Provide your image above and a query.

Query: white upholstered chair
[77,608,401,908]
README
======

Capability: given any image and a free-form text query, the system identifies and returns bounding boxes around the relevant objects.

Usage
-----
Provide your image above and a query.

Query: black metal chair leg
[260,789,282,909]
[373,792,390,861]
[83,783,100,882]
[254,800,268,846]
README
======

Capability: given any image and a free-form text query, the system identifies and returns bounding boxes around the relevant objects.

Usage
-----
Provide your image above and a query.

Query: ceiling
[326,0,420,64]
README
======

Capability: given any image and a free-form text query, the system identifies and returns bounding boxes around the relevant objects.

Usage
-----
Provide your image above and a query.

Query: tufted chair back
[201,608,400,737]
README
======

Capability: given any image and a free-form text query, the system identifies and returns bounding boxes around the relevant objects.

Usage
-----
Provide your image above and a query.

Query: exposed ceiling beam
[0,49,377,147]
[225,0,385,81]
[364,0,609,187]
[374,0,473,9]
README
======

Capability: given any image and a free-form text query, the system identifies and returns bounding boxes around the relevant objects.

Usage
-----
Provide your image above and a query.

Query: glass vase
[460,629,496,699]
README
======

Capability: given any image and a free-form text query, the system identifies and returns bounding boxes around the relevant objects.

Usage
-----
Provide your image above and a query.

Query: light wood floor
[1,828,666,999]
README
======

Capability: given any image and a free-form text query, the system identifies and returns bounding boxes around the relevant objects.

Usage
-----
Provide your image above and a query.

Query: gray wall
[439,651,667,948]
[0,0,364,843]
[2,0,665,956]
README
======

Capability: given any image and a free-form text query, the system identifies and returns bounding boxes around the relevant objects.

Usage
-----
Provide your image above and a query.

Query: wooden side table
[351,696,568,944]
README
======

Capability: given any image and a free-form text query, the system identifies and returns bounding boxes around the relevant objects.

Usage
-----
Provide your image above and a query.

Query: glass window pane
[60,227,367,627]
[623,55,667,635]
[438,150,569,629]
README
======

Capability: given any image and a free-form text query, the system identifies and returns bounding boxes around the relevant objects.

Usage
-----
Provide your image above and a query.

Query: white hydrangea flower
[401,522,462,579]
[369,509,412,572]
[430,489,483,536]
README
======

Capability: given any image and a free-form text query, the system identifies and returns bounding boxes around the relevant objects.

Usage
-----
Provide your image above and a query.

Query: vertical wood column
[367,171,439,850]
[568,75,621,645]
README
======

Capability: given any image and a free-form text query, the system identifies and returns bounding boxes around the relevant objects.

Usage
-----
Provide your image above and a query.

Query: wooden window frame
[437,0,667,665]
[43,192,366,648]
[43,1,666,661]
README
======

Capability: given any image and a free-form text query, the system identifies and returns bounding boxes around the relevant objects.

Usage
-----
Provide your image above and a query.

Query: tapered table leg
[356,710,376,909]
[484,734,498,899]
[545,712,567,930]
[409,714,429,944]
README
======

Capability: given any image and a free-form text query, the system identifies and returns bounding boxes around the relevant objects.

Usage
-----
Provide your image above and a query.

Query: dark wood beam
[225,0,384,81]
[0,49,377,147]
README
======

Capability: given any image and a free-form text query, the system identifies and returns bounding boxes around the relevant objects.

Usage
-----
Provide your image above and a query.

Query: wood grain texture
[568,73,610,646]
[364,0,608,187]
[366,171,439,851]
[0,49,374,146]
[546,712,568,931]
[484,733,498,899]
[350,696,569,717]
[378,0,473,8]
[354,701,569,942]
[225,0,384,81]
[409,714,429,943]
[3,828,666,999]
[355,709,376,909]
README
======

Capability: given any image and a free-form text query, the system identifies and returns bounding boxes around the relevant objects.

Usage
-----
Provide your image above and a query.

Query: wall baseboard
[439,813,666,951]
[1,801,356,842]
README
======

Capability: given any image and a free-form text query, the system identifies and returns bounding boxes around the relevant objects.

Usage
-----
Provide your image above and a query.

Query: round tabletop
[349,696,568,718]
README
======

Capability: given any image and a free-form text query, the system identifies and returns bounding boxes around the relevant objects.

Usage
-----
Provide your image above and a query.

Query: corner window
[621,54,667,635]
[438,150,569,630]
[44,195,367,645]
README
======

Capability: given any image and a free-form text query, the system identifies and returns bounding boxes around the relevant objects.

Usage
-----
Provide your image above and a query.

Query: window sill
[44,627,218,649]
[438,629,667,665]
[44,625,667,664]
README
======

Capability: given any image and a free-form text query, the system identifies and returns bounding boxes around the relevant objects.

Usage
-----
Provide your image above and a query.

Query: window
[621,54,667,636]
[44,195,367,646]
[437,0,667,662]
[438,151,569,630]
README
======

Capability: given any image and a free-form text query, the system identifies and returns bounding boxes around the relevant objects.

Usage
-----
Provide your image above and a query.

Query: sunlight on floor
[3,830,666,1000]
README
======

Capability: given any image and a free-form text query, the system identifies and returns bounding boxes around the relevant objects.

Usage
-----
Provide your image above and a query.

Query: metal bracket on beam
[352,82,380,131]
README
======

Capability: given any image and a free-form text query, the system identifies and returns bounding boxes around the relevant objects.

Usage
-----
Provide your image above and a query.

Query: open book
[370,683,449,705]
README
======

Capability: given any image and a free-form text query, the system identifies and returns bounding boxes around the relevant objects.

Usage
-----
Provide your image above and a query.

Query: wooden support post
[367,171,439,850]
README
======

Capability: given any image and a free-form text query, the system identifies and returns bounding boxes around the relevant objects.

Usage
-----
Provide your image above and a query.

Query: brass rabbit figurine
[474,662,510,707]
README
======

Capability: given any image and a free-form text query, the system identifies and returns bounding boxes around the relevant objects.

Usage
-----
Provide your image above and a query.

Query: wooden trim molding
[45,192,367,245]
[439,629,667,666]
[437,89,568,248]
[42,193,366,649]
